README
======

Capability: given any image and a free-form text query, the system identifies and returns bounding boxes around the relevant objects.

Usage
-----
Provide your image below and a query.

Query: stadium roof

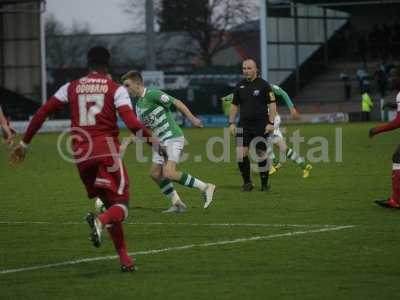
[0,0,41,4]
[270,0,400,8]
[0,0,44,13]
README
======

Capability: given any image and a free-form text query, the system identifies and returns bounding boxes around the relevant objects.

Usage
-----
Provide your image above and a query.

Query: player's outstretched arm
[369,112,400,138]
[0,106,15,146]
[22,98,64,145]
[10,143,26,165]
[10,97,64,164]
[172,99,203,128]
[274,86,300,119]
[289,107,300,119]
[278,88,294,109]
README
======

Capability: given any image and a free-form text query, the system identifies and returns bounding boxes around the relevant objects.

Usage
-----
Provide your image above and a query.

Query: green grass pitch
[1,123,400,299]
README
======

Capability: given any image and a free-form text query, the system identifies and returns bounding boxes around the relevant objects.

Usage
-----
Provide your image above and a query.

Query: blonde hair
[120,70,143,83]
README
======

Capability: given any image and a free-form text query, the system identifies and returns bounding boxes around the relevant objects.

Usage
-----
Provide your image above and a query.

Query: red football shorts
[76,155,130,204]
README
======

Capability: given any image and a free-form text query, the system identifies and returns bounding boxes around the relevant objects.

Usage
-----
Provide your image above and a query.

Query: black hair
[87,46,110,69]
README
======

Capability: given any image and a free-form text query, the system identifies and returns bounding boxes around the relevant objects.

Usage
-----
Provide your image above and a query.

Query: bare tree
[123,0,259,67]
[45,14,101,94]
[122,0,162,32]
[181,0,258,66]
[45,14,94,69]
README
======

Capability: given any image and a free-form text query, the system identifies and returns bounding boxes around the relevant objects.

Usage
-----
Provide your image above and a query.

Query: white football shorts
[271,114,283,140]
[152,136,185,165]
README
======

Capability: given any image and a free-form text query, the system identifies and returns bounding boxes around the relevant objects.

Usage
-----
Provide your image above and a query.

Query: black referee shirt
[232,77,276,124]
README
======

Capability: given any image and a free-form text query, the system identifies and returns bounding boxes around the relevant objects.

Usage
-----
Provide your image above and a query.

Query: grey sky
[45,0,261,34]
[45,0,137,34]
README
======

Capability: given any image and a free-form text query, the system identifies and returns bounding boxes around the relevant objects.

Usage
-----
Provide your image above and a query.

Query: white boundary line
[0,221,350,228]
[129,222,346,228]
[0,225,354,275]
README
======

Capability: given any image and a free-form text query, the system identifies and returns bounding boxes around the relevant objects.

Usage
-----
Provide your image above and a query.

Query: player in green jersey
[221,84,312,178]
[121,70,216,213]
[268,84,312,178]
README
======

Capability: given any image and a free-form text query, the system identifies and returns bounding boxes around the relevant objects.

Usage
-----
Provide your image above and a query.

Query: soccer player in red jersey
[0,104,16,146]
[370,68,400,209]
[10,47,158,271]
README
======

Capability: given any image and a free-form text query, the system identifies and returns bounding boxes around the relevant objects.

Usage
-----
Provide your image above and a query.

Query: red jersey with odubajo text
[22,70,153,163]
[54,72,133,159]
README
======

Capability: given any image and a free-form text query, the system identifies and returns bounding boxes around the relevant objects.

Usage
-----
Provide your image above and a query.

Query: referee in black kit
[228,58,277,191]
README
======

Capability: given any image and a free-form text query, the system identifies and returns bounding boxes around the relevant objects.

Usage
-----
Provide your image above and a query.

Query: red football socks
[98,204,125,225]
[107,222,133,267]
[97,204,133,266]
[390,169,400,207]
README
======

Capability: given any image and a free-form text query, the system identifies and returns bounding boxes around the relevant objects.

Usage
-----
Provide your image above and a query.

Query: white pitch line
[0,221,52,225]
[0,221,348,228]
[130,222,347,228]
[0,225,354,275]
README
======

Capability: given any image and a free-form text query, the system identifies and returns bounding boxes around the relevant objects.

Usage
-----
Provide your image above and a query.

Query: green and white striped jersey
[135,88,183,142]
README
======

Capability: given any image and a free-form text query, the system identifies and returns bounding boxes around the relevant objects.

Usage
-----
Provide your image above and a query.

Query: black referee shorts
[236,121,269,151]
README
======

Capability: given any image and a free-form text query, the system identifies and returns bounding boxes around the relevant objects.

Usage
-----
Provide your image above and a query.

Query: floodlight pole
[323,8,328,67]
[293,1,300,94]
[145,0,156,70]
[260,0,268,81]
[39,0,47,104]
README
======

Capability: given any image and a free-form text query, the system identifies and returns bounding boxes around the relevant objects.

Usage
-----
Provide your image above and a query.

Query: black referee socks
[238,156,251,184]
[258,160,269,186]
